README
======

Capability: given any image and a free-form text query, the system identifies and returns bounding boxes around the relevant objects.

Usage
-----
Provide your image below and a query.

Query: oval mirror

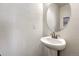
[47,3,71,32]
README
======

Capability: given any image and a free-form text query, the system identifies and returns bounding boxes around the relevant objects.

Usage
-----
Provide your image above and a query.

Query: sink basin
[40,36,66,50]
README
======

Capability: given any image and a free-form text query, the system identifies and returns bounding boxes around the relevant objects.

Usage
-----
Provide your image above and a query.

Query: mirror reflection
[47,3,71,32]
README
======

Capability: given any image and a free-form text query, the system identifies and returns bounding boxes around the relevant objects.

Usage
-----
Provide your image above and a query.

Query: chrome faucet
[50,32,58,39]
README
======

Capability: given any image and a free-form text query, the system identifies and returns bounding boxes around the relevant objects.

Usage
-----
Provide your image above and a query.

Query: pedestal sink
[40,36,66,51]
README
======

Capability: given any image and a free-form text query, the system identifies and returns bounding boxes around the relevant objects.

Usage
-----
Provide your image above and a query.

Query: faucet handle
[49,32,53,38]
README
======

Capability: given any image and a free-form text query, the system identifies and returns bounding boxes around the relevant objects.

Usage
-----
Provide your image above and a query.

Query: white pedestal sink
[40,36,66,56]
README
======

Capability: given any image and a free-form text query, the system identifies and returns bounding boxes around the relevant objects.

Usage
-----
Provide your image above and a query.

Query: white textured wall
[60,3,79,56]
[0,3,43,56]
[43,3,79,56]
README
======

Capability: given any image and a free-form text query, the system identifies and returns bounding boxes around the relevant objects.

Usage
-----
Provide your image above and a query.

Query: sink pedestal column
[48,48,57,56]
